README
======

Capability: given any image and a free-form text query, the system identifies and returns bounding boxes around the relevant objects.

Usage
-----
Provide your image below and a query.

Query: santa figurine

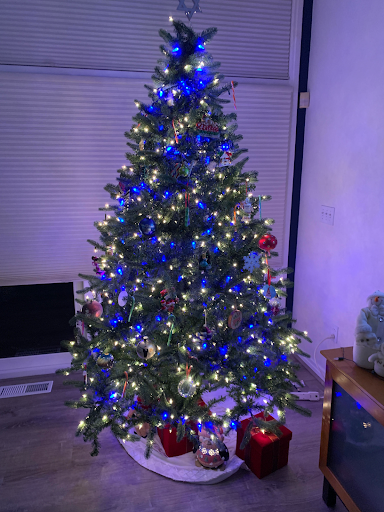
[195,425,229,469]
[160,287,179,313]
[354,291,384,369]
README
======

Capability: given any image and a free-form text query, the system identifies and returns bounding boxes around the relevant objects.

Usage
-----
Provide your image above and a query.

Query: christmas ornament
[167,91,174,106]
[118,181,129,197]
[170,162,190,179]
[199,251,212,272]
[178,376,196,398]
[262,284,276,299]
[269,297,280,316]
[139,217,156,236]
[118,290,128,307]
[160,287,179,313]
[136,337,156,360]
[258,234,278,252]
[82,301,103,318]
[240,197,253,221]
[228,309,242,329]
[218,149,232,167]
[96,353,114,368]
[177,0,202,20]
[196,425,228,468]
[196,117,220,138]
[197,325,212,342]
[139,139,145,151]
[92,256,105,276]
[243,252,260,273]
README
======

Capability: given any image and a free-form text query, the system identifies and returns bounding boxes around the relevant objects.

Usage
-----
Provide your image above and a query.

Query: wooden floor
[0,365,346,512]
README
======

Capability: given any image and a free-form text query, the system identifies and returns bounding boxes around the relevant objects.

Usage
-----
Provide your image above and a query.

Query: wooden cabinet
[320,347,384,512]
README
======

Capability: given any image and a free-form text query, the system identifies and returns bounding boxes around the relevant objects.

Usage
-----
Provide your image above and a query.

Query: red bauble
[258,234,278,251]
[82,301,103,318]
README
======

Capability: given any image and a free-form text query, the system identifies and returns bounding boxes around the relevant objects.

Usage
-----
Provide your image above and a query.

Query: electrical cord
[314,334,335,373]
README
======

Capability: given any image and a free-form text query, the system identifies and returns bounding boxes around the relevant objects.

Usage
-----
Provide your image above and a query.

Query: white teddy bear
[353,290,384,369]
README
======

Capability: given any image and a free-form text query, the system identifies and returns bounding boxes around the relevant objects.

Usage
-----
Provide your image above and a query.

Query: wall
[293,0,384,379]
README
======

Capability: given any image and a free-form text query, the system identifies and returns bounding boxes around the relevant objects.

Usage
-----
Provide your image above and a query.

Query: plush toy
[368,344,384,378]
[196,425,229,469]
[354,291,384,368]
[123,409,150,438]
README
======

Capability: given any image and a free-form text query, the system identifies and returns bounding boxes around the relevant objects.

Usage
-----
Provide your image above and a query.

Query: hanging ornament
[136,337,156,360]
[160,288,179,313]
[92,256,105,277]
[139,217,156,236]
[124,409,150,438]
[179,162,191,178]
[197,310,213,341]
[167,313,175,346]
[126,294,135,327]
[258,234,278,252]
[218,149,233,167]
[228,309,242,329]
[230,81,237,110]
[178,364,196,398]
[96,353,114,368]
[185,188,190,227]
[196,117,220,138]
[262,284,276,299]
[243,252,260,273]
[118,290,129,307]
[240,197,253,221]
[118,181,130,197]
[82,301,103,318]
[139,139,145,151]
[199,251,212,272]
[170,161,190,179]
[269,297,281,316]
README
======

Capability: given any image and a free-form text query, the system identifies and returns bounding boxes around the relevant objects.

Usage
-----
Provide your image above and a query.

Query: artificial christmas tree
[60,20,311,464]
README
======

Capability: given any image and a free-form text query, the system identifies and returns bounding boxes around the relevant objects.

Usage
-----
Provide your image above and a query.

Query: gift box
[157,398,211,457]
[236,413,292,479]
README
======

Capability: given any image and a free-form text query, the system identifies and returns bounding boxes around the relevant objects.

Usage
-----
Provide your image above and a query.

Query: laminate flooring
[0,365,346,512]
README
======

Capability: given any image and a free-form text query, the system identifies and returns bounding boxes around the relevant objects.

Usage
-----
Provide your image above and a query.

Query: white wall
[293,0,384,379]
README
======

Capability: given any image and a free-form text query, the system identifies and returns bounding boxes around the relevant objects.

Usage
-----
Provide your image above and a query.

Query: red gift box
[236,413,292,479]
[157,398,210,457]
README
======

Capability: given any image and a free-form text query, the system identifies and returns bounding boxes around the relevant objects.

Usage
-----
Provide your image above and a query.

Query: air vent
[0,381,53,399]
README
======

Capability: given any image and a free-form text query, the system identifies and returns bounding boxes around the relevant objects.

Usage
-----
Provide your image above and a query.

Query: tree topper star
[177,0,202,20]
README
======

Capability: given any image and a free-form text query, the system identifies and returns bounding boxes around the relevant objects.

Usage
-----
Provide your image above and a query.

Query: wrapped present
[236,413,292,479]
[157,399,211,457]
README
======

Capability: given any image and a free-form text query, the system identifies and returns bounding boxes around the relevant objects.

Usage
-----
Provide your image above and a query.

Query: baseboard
[0,352,72,380]
[294,354,325,384]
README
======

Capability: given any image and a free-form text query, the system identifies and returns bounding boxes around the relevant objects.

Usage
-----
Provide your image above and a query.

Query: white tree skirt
[116,388,276,484]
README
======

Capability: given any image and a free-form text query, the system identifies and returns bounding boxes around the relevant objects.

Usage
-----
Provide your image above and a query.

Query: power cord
[314,334,335,373]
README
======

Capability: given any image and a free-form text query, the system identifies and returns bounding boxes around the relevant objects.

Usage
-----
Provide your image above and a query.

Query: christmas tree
[60,21,311,459]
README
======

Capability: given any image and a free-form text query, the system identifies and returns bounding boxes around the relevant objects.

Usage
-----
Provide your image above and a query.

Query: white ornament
[118,290,129,307]
[354,290,384,368]
[243,252,260,272]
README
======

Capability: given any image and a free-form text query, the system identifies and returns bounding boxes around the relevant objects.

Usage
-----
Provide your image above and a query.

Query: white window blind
[0,0,292,79]
[0,72,292,286]
[0,0,297,286]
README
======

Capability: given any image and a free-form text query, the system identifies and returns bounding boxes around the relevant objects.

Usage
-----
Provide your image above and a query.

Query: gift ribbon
[122,371,129,398]
[167,314,175,346]
[231,81,237,110]
[172,119,179,144]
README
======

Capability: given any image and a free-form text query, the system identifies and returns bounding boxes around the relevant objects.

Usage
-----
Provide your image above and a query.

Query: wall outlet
[321,205,335,225]
[330,325,339,345]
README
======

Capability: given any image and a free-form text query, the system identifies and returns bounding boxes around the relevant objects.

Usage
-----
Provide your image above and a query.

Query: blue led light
[192,241,196,249]
[110,392,117,399]
[243,376,247,380]
[249,324,254,328]
[198,202,205,209]
[117,267,123,275]
[205,156,210,164]
[219,346,227,355]
[117,217,124,223]
[136,324,142,332]
[178,275,182,282]
[132,187,139,193]
[170,242,175,248]
[164,191,171,198]
[335,391,342,397]
[162,255,166,262]
[156,315,161,321]
[158,90,164,98]
[281,354,287,361]
[166,146,172,152]
[162,412,168,419]
[202,343,207,349]
[121,286,125,290]
[238,337,242,342]
[172,46,180,53]
[119,198,124,206]
[214,247,219,253]
[356,402,362,409]
[141,261,147,265]
[254,367,258,372]
[264,358,271,367]
[197,44,205,50]
[159,125,164,131]
[110,319,117,327]
[148,106,154,112]
[202,279,206,286]
[230,421,236,429]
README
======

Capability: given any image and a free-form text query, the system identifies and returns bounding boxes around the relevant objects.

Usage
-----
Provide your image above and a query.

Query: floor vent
[0,381,53,399]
